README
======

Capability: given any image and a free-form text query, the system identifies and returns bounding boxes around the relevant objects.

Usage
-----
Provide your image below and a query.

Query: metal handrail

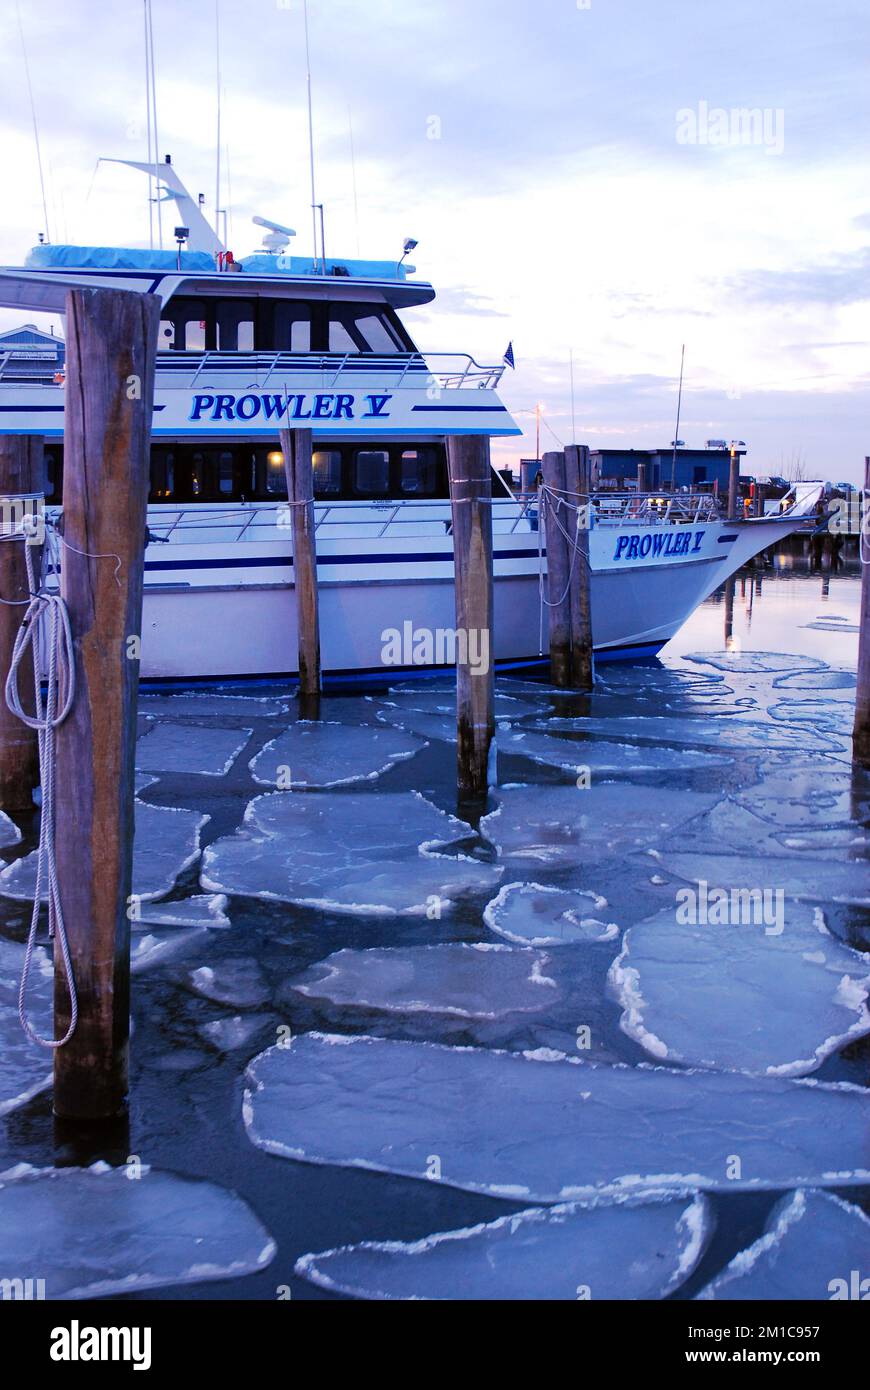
[149,349,506,391]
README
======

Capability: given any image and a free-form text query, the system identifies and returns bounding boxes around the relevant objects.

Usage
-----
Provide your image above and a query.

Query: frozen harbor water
[0,567,866,1302]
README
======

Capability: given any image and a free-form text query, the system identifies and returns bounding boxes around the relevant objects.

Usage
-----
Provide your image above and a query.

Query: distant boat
[0,161,822,684]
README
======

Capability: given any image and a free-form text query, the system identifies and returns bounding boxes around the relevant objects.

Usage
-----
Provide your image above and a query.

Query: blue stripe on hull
[138,641,667,692]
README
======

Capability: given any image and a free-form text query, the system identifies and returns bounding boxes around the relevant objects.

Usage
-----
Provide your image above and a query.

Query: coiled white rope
[4,520,78,1047]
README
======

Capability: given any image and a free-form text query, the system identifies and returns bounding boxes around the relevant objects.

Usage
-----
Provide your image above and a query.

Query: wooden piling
[279,427,321,719]
[53,287,159,1120]
[0,435,43,811]
[564,444,594,689]
[727,450,740,520]
[541,450,572,687]
[852,457,870,765]
[446,435,494,802]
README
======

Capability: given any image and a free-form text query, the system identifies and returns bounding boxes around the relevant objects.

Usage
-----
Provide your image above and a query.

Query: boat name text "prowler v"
[188,392,393,422]
[613,530,706,561]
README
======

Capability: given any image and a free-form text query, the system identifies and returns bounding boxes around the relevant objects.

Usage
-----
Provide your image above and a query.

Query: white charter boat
[0,161,822,686]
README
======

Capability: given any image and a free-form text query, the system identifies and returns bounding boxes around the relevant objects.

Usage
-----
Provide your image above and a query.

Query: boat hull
[138,512,802,683]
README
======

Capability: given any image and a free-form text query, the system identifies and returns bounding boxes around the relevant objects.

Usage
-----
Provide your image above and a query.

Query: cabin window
[262,448,288,496]
[44,449,60,502]
[272,303,312,352]
[353,449,390,495]
[218,450,235,496]
[158,319,176,349]
[326,304,406,354]
[313,449,342,495]
[150,448,175,500]
[216,301,255,352]
[400,447,438,495]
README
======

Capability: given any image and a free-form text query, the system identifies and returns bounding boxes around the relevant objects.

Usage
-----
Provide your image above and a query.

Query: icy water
[0,562,868,1301]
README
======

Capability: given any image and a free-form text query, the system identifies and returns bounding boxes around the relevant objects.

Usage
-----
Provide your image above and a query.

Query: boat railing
[586,491,723,525]
[146,494,534,545]
[152,350,506,391]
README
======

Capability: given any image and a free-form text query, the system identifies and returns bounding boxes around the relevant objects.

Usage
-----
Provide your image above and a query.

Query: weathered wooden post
[279,427,321,720]
[541,450,572,687]
[564,443,594,690]
[0,435,43,810]
[53,287,159,1120]
[727,448,740,520]
[446,435,494,802]
[852,457,870,765]
[636,460,648,494]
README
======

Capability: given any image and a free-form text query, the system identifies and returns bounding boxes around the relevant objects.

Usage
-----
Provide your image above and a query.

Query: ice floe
[243,1033,870,1202]
[696,1190,870,1301]
[773,670,856,691]
[135,894,231,930]
[286,857,503,917]
[138,692,289,718]
[484,883,618,945]
[656,852,870,908]
[0,1162,275,1298]
[199,1014,274,1052]
[201,791,482,909]
[1,802,209,903]
[296,1190,712,1300]
[0,811,22,849]
[136,723,252,776]
[499,728,730,773]
[290,944,558,1020]
[607,904,870,1075]
[250,722,426,788]
[130,927,211,973]
[534,713,839,752]
[184,958,271,1009]
[683,652,827,674]
[481,783,718,867]
[0,936,52,1115]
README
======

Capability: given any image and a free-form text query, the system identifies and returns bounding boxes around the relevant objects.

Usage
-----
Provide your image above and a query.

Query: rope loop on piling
[4,521,79,1048]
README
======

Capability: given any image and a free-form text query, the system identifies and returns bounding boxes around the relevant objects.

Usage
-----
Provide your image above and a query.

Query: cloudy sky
[0,0,867,479]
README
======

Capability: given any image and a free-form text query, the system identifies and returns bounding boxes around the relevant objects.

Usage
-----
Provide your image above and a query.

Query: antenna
[669,343,686,490]
[143,0,154,248]
[214,0,222,247]
[348,106,360,256]
[144,0,162,248]
[252,215,296,253]
[302,0,320,271]
[16,0,51,243]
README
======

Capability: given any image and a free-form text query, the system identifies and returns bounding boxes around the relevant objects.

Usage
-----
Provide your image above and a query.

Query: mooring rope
[3,519,78,1047]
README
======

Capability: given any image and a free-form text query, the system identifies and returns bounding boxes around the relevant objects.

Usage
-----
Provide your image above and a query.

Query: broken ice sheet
[607,904,870,1076]
[382,688,545,720]
[375,707,457,744]
[184,958,271,1009]
[138,692,289,718]
[199,1014,273,1052]
[291,856,503,917]
[656,851,870,908]
[0,811,21,849]
[768,701,854,734]
[243,1034,870,1203]
[0,1162,275,1298]
[296,1190,712,1301]
[484,882,618,945]
[131,927,211,973]
[499,728,731,774]
[696,1190,870,1301]
[250,722,426,788]
[1,802,209,903]
[0,936,52,1115]
[773,670,856,691]
[290,944,559,1020]
[136,723,252,776]
[201,790,476,905]
[534,713,839,753]
[683,652,827,674]
[481,783,718,867]
[135,894,230,930]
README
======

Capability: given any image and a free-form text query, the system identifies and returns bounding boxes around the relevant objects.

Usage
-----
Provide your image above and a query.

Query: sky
[0,0,867,480]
